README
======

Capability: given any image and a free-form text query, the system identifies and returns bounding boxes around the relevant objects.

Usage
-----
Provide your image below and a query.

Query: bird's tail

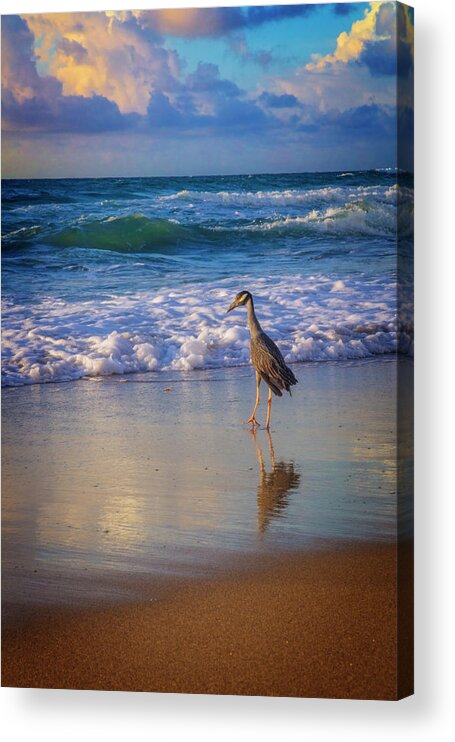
[284,364,298,393]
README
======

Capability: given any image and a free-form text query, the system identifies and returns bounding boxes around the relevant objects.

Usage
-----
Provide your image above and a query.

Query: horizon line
[2,167,407,181]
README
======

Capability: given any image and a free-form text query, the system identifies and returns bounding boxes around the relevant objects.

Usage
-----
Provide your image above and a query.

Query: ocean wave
[1,274,409,387]
[2,210,407,255]
[3,182,413,253]
[50,214,194,251]
[161,183,406,207]
[2,191,75,206]
[3,225,43,241]
[2,214,204,253]
[237,201,398,237]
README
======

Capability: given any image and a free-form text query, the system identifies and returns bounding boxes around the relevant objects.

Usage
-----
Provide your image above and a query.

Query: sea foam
[1,274,404,387]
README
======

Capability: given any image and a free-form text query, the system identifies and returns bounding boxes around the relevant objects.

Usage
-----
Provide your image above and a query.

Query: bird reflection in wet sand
[251,430,300,536]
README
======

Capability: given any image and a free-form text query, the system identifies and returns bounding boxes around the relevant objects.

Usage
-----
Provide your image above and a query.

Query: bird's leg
[266,387,273,430]
[244,372,261,427]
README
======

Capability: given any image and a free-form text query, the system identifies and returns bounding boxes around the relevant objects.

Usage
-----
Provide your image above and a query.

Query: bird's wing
[252,332,298,392]
[258,332,288,368]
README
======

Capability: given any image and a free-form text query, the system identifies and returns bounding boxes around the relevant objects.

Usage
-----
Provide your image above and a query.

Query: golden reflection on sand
[2,359,405,599]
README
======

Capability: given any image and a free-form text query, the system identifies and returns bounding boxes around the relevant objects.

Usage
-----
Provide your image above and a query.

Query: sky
[1,2,414,178]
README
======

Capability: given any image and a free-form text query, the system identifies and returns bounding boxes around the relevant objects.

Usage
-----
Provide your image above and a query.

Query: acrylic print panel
[1,2,414,699]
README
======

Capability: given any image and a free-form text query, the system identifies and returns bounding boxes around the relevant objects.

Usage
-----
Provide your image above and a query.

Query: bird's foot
[243,416,260,428]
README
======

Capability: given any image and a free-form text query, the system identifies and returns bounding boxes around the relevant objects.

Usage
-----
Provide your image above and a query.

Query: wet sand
[1,358,413,698]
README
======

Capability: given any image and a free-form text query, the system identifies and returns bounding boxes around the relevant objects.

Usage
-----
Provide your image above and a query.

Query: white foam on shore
[1,274,405,387]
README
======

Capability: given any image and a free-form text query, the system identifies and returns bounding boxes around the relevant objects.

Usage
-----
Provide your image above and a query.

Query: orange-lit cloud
[23,12,180,114]
[136,8,229,37]
[305,1,413,75]
[271,1,413,116]
[129,6,316,38]
[306,1,383,70]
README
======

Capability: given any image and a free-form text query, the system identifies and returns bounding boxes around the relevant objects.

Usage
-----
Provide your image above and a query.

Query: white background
[1,0,454,739]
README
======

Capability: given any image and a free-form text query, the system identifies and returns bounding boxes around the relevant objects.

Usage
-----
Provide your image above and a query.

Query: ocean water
[1,171,413,387]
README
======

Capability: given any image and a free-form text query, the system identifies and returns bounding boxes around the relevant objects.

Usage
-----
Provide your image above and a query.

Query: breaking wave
[1,274,411,387]
[3,214,207,253]
[161,183,406,207]
[2,171,413,387]
[3,186,413,253]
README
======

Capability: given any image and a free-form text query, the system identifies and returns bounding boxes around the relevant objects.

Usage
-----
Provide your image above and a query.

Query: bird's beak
[226,300,237,313]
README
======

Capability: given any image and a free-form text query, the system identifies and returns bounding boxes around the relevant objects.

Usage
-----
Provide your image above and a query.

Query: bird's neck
[246,297,262,337]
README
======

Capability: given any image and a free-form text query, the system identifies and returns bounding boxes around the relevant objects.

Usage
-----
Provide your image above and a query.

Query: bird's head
[226,291,252,313]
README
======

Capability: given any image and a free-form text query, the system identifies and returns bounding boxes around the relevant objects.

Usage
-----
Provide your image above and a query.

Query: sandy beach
[2,543,413,699]
[2,357,413,698]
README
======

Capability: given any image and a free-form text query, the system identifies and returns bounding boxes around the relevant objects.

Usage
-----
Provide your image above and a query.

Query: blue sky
[1,3,414,177]
[167,4,363,87]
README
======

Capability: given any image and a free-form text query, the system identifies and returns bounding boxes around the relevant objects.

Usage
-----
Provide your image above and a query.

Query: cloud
[9,8,327,120]
[56,38,88,64]
[275,56,395,119]
[272,98,396,141]
[22,12,181,114]
[259,92,299,108]
[1,15,136,132]
[146,91,187,128]
[360,3,413,78]
[146,63,268,133]
[185,63,269,131]
[2,15,270,137]
[227,34,273,67]
[186,62,241,98]
[359,2,397,76]
[130,6,317,39]
[2,88,134,133]
[1,15,51,102]
[322,102,395,134]
[306,2,413,80]
[306,2,381,70]
[272,0,413,145]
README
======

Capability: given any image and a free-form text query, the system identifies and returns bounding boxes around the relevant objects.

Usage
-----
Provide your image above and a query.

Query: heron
[226,291,298,429]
